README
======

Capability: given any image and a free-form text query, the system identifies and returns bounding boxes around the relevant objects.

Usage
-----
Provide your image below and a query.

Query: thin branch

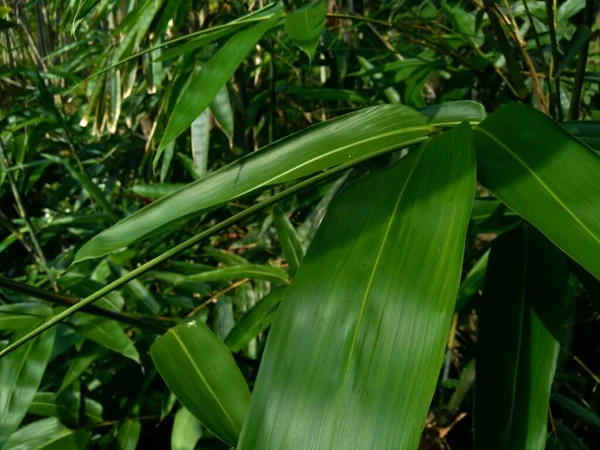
[0,133,433,358]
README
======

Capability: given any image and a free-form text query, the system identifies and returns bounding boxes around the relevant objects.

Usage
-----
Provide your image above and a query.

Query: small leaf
[210,85,234,140]
[225,287,286,352]
[273,207,305,275]
[551,394,600,429]
[454,250,489,312]
[151,322,251,447]
[284,1,326,62]
[557,25,592,77]
[191,110,211,177]
[171,407,203,450]
[158,12,281,151]
[117,420,141,450]
[108,261,162,314]
[28,391,103,425]
[3,418,90,450]
[0,303,52,331]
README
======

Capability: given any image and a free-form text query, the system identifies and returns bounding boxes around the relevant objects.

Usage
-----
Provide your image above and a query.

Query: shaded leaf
[284,1,326,62]
[273,207,304,275]
[28,391,103,424]
[116,420,141,450]
[171,407,203,450]
[71,315,140,363]
[3,418,90,450]
[551,394,600,429]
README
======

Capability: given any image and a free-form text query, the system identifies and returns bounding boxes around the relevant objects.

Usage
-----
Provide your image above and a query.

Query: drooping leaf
[273,207,305,275]
[151,264,289,285]
[557,26,592,77]
[0,327,56,447]
[473,104,600,279]
[238,124,475,449]
[284,1,326,62]
[420,100,486,126]
[75,105,434,263]
[454,250,489,312]
[151,321,251,447]
[108,261,162,314]
[158,11,282,151]
[561,121,600,151]
[2,418,90,450]
[171,407,203,450]
[71,315,140,363]
[475,227,568,450]
[59,344,104,392]
[225,287,286,352]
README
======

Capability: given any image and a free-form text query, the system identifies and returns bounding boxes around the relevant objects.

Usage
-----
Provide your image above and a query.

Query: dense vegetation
[0,0,599,449]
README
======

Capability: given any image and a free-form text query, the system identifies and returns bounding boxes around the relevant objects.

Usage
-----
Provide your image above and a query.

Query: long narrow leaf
[238,124,475,449]
[75,104,434,263]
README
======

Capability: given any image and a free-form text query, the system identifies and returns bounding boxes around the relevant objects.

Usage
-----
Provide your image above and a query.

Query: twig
[568,0,595,120]
[185,278,250,317]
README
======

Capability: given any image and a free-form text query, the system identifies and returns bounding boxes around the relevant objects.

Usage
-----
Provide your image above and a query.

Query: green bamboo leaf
[551,394,600,429]
[160,141,175,183]
[191,110,211,177]
[116,420,141,450]
[555,423,588,450]
[28,391,103,424]
[557,26,592,77]
[108,261,162,314]
[475,227,568,450]
[151,321,251,447]
[13,133,28,166]
[473,104,600,279]
[186,264,289,284]
[238,124,475,449]
[210,85,234,140]
[71,315,140,364]
[158,12,281,151]
[171,407,203,450]
[0,327,56,447]
[286,87,368,103]
[3,418,90,450]
[356,55,401,104]
[106,67,121,134]
[58,272,125,312]
[0,303,52,331]
[59,344,104,392]
[454,250,489,312]
[176,153,204,180]
[131,183,187,199]
[224,287,286,352]
[204,247,249,266]
[561,121,600,151]
[420,100,486,126]
[273,207,305,275]
[75,105,434,263]
[284,0,326,62]
[121,57,138,100]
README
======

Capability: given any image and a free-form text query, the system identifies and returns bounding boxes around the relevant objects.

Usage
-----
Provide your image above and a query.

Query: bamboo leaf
[224,287,287,352]
[131,183,187,199]
[273,207,305,275]
[3,418,90,450]
[555,423,588,450]
[454,250,489,312]
[171,407,203,450]
[108,261,162,314]
[75,104,434,263]
[473,104,600,279]
[71,315,140,364]
[284,1,326,62]
[420,100,486,126]
[191,110,211,177]
[0,303,53,331]
[158,12,281,151]
[28,391,103,425]
[116,420,141,450]
[0,327,56,447]
[551,394,600,429]
[475,227,568,450]
[238,124,475,449]
[210,85,234,140]
[151,322,251,447]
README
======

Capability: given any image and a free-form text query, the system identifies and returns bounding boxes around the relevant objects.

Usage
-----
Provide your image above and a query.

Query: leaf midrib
[327,144,427,449]
[474,127,600,247]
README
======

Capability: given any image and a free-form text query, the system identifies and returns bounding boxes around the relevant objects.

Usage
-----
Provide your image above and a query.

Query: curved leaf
[28,391,103,424]
[171,407,203,450]
[273,207,305,275]
[75,104,434,263]
[474,104,600,279]
[0,303,53,331]
[151,321,251,447]
[71,315,140,363]
[475,227,568,450]
[0,327,56,447]
[3,418,90,450]
[116,420,141,450]
[238,124,475,449]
